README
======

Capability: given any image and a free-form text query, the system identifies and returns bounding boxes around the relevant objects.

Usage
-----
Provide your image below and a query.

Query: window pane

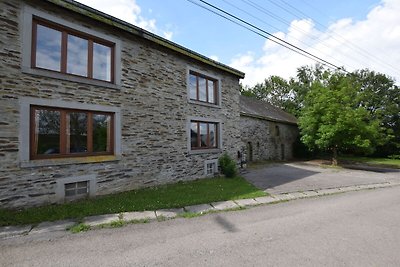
[68,112,87,153]
[35,109,60,155]
[65,183,76,190]
[93,43,112,82]
[208,80,215,104]
[189,74,197,100]
[36,24,62,71]
[209,123,216,147]
[77,188,88,195]
[198,77,207,102]
[190,122,198,148]
[65,189,76,197]
[67,35,88,77]
[93,114,111,152]
[200,123,208,147]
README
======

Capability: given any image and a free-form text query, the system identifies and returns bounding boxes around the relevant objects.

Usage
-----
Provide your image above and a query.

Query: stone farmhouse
[0,0,297,209]
[240,95,298,162]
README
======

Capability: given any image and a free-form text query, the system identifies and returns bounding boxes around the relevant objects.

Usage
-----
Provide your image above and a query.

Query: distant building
[240,95,298,162]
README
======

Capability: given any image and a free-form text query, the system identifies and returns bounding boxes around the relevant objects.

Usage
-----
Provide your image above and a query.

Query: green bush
[219,153,237,178]
[388,154,400,160]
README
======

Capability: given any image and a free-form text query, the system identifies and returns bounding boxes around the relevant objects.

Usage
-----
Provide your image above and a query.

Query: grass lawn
[0,176,266,226]
[339,156,400,168]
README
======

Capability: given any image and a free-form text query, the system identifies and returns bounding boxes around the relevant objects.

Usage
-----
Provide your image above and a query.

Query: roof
[240,95,297,125]
[44,0,245,79]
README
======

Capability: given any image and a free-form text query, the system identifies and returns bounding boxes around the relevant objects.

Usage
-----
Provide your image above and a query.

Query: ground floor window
[30,106,114,159]
[190,121,218,149]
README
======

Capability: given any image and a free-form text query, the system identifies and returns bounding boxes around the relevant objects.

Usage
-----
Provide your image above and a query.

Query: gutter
[45,0,245,79]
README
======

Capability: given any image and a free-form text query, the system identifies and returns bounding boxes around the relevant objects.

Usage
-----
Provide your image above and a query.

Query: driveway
[243,161,400,194]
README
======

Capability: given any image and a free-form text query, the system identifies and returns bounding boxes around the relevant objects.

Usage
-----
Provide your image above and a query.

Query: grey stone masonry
[239,95,298,162]
[0,0,243,208]
[240,116,298,162]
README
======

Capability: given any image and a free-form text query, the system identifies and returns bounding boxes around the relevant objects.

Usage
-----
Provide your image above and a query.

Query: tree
[353,69,400,156]
[240,75,297,114]
[298,70,387,164]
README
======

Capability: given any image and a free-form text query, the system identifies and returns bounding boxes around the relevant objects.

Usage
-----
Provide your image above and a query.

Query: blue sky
[81,0,400,85]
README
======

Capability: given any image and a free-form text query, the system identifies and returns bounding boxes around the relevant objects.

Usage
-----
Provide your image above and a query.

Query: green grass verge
[339,156,400,168]
[0,176,266,226]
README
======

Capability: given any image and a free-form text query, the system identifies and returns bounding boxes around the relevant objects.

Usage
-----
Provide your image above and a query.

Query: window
[206,162,216,175]
[30,106,114,159]
[275,125,280,136]
[32,18,114,83]
[204,159,218,177]
[191,121,218,149]
[65,181,89,200]
[189,71,218,105]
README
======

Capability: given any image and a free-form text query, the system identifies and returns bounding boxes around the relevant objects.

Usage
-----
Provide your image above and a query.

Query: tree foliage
[241,64,399,159]
[298,70,387,163]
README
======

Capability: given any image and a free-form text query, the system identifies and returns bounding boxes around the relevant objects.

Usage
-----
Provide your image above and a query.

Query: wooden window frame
[31,17,115,83]
[191,120,219,150]
[30,105,115,160]
[189,71,218,105]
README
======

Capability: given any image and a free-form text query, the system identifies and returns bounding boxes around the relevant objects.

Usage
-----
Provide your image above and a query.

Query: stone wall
[0,0,242,208]
[240,115,298,162]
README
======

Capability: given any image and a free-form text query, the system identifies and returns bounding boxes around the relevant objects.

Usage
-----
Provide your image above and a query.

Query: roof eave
[45,0,245,79]
[240,112,298,125]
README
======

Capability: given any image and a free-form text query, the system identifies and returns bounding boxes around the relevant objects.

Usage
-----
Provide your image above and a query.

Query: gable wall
[0,0,241,208]
[240,115,298,162]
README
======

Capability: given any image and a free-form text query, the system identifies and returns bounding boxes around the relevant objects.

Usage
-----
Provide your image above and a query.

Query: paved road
[2,187,400,266]
[243,161,400,194]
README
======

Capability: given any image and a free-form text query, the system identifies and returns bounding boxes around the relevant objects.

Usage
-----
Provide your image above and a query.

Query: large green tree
[353,69,400,156]
[298,70,387,164]
[241,65,399,158]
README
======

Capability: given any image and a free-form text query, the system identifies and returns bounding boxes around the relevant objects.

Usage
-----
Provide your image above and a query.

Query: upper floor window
[32,19,114,83]
[30,106,114,159]
[189,71,218,105]
[190,120,218,149]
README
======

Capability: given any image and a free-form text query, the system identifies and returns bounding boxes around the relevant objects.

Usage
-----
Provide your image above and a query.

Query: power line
[220,0,360,71]
[238,0,383,72]
[186,0,346,72]
[280,0,400,74]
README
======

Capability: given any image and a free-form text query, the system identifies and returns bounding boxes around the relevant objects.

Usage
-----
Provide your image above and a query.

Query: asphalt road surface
[2,186,400,266]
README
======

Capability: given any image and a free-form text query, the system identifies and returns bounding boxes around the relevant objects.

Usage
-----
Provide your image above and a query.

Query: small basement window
[64,181,89,200]
[204,159,218,177]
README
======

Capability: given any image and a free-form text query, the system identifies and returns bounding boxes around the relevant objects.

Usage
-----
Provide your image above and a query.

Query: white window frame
[204,159,218,177]
[20,5,122,89]
[19,97,122,167]
[55,174,96,203]
[187,116,222,154]
[186,67,222,108]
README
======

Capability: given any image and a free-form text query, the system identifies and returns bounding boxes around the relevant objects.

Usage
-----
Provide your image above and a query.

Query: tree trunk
[332,146,338,166]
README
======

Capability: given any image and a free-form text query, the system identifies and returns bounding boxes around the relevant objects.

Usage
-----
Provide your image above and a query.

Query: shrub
[219,153,237,178]
[388,154,400,160]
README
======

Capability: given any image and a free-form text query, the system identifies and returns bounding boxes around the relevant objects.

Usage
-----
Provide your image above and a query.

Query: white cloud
[163,31,173,40]
[79,0,169,38]
[231,0,400,86]
[208,55,219,61]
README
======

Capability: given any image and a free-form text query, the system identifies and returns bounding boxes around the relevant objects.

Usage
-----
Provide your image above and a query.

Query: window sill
[188,99,221,109]
[189,148,221,155]
[22,67,121,90]
[20,155,121,168]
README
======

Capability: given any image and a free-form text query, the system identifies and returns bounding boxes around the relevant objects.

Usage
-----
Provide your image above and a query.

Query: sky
[79,0,400,86]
